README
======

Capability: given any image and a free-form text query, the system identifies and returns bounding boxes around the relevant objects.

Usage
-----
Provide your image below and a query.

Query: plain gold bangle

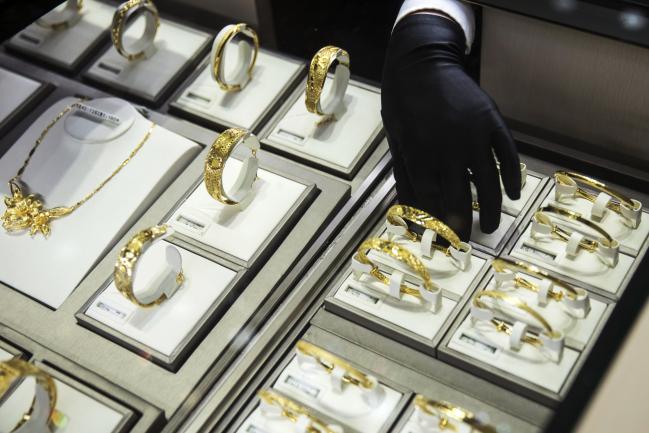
[305,45,350,115]
[258,389,335,433]
[491,258,579,302]
[414,395,497,433]
[211,23,259,92]
[555,171,637,213]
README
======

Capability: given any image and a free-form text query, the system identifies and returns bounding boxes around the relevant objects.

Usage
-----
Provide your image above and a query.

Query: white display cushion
[511,222,634,295]
[0,375,124,433]
[482,276,607,349]
[0,97,200,308]
[85,240,237,357]
[0,68,42,125]
[335,272,457,340]
[448,315,579,393]
[274,357,402,433]
[86,17,210,100]
[237,405,340,433]
[8,0,113,69]
[175,47,303,130]
[168,161,308,262]
[470,211,516,250]
[0,348,12,361]
[267,81,381,173]
[503,173,542,216]
[375,227,487,298]
[543,185,649,255]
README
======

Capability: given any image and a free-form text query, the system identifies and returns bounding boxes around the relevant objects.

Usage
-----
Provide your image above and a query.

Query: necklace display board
[6,0,114,73]
[84,16,211,106]
[0,96,200,309]
[0,67,52,136]
[170,47,306,133]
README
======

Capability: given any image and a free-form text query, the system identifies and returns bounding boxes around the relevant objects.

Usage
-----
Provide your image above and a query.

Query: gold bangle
[114,224,184,308]
[211,23,259,92]
[354,237,438,299]
[36,0,83,31]
[204,128,260,206]
[413,395,497,433]
[473,290,560,340]
[0,359,57,431]
[386,204,464,254]
[533,204,618,252]
[111,0,160,62]
[295,340,373,390]
[305,45,350,116]
[258,389,335,433]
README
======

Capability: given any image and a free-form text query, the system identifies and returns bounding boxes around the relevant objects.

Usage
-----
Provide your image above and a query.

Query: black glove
[381,13,521,241]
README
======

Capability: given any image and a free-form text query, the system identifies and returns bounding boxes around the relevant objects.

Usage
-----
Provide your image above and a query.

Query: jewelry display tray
[0,66,52,137]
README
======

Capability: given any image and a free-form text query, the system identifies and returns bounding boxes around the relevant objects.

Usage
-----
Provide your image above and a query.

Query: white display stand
[237,405,345,433]
[0,375,124,433]
[542,186,649,256]
[470,211,516,251]
[7,0,114,71]
[0,348,12,361]
[173,47,304,131]
[273,357,402,433]
[510,222,635,295]
[482,276,607,350]
[168,161,309,264]
[0,68,42,126]
[265,80,382,177]
[448,316,579,393]
[85,17,210,102]
[503,173,542,215]
[0,97,200,308]
[373,228,487,298]
[84,241,238,359]
[334,272,457,340]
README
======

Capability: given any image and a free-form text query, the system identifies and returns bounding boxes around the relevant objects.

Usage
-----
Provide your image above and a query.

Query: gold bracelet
[211,23,259,92]
[0,359,57,431]
[111,0,160,62]
[36,0,83,31]
[258,389,335,433]
[204,128,260,206]
[354,237,439,299]
[491,258,579,302]
[413,395,497,433]
[295,340,373,390]
[554,171,642,228]
[305,45,350,116]
[114,224,184,308]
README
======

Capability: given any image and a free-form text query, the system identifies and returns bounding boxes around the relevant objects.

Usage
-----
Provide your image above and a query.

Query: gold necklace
[1,101,155,237]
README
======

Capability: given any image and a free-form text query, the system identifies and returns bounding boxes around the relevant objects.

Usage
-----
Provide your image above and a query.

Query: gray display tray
[0,68,53,138]
[168,48,307,135]
[257,76,385,180]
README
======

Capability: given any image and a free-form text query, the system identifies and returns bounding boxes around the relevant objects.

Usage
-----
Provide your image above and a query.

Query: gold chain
[2,100,155,237]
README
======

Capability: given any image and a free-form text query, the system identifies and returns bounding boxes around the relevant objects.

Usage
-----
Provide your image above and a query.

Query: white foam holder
[85,17,210,101]
[334,272,457,340]
[273,357,402,433]
[0,97,200,308]
[543,186,649,256]
[0,374,125,433]
[266,80,381,175]
[398,406,480,433]
[237,405,344,433]
[175,47,303,130]
[7,0,114,70]
[470,211,516,251]
[511,222,635,295]
[168,161,308,263]
[0,68,43,126]
[448,315,579,393]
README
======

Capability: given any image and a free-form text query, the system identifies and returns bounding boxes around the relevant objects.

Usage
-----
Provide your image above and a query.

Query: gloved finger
[384,127,419,207]
[439,159,473,241]
[470,138,502,234]
[490,112,521,200]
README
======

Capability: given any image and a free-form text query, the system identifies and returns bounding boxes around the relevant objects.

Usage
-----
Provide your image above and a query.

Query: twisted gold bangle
[295,340,373,390]
[305,45,350,116]
[211,23,259,92]
[413,395,497,433]
[258,389,335,433]
[114,224,184,308]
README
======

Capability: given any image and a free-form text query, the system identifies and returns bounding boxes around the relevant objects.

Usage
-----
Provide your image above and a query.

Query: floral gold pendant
[1,182,71,237]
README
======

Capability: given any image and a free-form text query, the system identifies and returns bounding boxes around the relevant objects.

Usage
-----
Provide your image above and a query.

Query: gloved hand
[381,13,521,240]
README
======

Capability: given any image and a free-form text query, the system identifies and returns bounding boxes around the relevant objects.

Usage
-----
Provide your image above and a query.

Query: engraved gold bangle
[111,0,160,62]
[0,358,57,432]
[204,128,260,206]
[305,45,350,116]
[554,171,642,227]
[295,340,373,390]
[413,395,497,433]
[386,204,464,254]
[258,389,335,433]
[354,237,438,299]
[491,258,579,302]
[36,0,83,30]
[533,204,618,253]
[114,224,184,308]
[211,23,259,92]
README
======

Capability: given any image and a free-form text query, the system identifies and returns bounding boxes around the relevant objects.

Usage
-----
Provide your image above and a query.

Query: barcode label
[521,243,557,261]
[345,286,380,305]
[459,333,498,355]
[276,129,305,144]
[285,375,320,398]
